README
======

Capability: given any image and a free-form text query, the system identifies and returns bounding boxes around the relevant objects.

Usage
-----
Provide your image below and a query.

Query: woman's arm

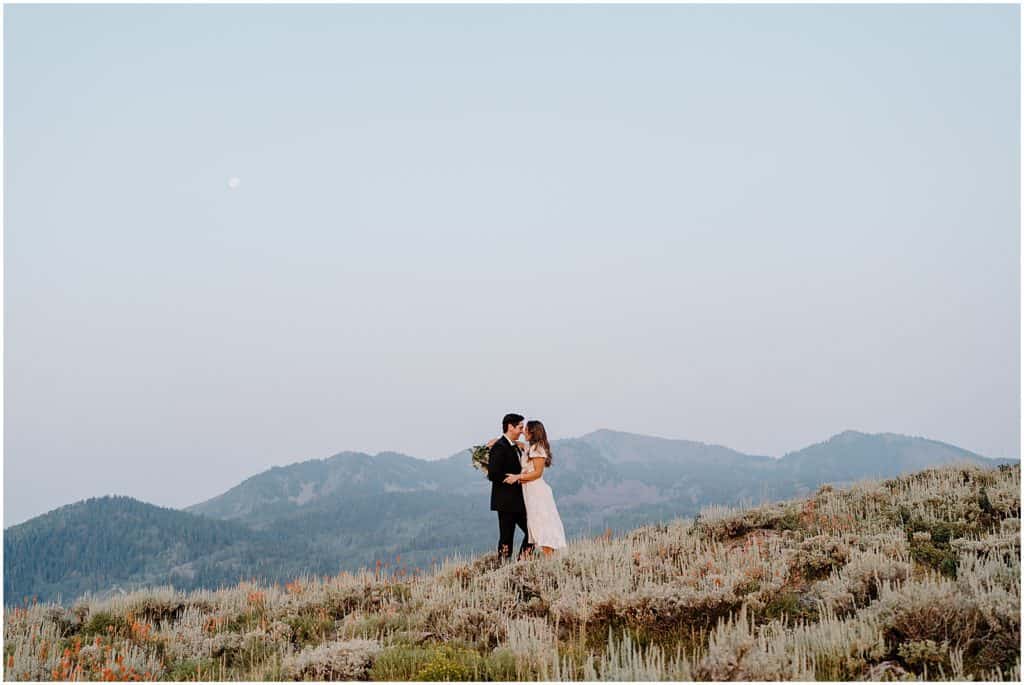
[515,457,546,483]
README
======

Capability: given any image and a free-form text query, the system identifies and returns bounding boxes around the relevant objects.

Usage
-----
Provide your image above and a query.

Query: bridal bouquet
[471,444,490,475]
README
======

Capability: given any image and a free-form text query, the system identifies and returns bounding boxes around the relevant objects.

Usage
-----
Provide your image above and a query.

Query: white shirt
[504,434,519,450]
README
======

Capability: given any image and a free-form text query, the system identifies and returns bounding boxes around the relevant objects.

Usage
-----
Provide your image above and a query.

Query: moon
[227,177,241,190]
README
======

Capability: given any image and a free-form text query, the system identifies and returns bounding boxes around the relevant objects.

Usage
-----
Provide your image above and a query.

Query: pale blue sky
[4,3,1019,526]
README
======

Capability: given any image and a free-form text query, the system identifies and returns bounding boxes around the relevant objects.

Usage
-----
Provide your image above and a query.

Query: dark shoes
[498,543,536,562]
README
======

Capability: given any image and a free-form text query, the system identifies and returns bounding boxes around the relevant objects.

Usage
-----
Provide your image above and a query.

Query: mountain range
[4,428,1015,607]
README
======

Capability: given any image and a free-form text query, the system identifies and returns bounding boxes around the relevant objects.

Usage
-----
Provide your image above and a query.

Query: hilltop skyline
[4,425,1016,528]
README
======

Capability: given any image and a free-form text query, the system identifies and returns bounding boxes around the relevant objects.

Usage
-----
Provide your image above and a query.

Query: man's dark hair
[502,413,525,433]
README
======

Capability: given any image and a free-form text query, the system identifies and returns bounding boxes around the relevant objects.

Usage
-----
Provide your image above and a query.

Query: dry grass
[3,462,1019,681]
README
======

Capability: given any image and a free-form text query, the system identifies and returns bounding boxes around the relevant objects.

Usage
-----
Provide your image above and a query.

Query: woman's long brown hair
[526,420,552,467]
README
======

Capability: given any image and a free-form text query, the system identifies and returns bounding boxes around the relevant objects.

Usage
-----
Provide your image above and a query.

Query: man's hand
[503,473,519,484]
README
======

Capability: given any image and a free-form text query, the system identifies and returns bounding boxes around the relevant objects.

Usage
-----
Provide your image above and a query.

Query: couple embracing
[486,413,567,560]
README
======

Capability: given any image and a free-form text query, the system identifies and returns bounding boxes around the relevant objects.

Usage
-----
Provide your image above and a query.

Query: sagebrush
[3,462,1019,680]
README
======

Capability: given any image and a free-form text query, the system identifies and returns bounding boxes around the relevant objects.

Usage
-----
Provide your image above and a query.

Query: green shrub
[286,613,336,648]
[897,639,950,675]
[482,647,521,680]
[760,590,818,623]
[792,535,851,579]
[164,657,220,681]
[416,656,476,681]
[81,611,127,638]
[909,540,959,578]
[370,644,484,681]
[370,645,435,680]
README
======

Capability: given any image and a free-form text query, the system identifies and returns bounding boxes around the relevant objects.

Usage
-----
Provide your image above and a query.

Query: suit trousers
[497,510,534,559]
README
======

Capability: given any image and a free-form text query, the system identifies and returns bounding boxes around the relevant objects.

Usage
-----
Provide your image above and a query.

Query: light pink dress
[520,444,567,549]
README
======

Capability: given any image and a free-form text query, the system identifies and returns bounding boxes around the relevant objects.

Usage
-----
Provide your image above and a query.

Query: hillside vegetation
[3,462,1019,681]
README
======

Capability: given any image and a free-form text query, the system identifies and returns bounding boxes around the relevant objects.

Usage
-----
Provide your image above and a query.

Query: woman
[488,420,567,556]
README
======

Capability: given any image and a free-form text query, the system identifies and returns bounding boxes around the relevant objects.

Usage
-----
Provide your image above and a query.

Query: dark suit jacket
[488,436,526,512]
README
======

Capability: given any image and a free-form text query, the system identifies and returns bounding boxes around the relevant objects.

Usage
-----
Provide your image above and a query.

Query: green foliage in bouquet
[470,445,490,476]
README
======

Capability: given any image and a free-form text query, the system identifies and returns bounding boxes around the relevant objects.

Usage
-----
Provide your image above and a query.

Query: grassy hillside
[3,462,1019,681]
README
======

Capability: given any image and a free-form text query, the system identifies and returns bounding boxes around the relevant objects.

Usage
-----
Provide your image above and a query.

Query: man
[487,413,535,561]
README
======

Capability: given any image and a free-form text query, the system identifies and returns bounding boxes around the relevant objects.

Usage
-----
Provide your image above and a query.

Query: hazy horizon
[4,3,1020,527]
[3,424,1018,529]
